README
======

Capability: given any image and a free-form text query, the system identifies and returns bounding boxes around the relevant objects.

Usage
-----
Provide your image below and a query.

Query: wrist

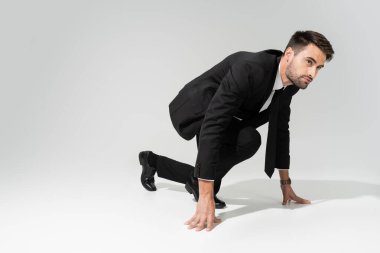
[198,179,214,196]
[280,178,291,185]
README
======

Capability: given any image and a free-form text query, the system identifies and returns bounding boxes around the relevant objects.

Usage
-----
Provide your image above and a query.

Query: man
[138,31,334,231]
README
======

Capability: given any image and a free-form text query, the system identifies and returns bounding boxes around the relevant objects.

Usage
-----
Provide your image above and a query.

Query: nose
[308,67,317,79]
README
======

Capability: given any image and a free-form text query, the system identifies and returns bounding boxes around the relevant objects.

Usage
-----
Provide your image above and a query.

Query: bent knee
[237,127,261,157]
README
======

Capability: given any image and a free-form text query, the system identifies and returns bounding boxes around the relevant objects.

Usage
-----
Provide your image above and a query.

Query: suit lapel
[256,56,281,111]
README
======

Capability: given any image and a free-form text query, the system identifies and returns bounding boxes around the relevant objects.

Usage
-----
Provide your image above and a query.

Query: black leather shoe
[138,151,157,191]
[185,175,226,209]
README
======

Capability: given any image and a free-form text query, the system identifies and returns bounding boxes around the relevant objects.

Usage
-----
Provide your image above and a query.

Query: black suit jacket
[169,50,300,179]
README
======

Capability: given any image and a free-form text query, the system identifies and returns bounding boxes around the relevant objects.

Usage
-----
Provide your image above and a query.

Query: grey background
[1,1,380,252]
[0,0,379,186]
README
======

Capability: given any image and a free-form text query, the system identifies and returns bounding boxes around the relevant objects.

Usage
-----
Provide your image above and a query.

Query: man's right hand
[184,179,221,231]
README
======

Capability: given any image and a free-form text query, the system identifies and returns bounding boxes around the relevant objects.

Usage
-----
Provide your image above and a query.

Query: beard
[285,60,309,89]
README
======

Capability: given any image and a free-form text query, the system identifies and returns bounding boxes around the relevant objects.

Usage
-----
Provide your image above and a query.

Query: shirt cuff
[197,177,215,182]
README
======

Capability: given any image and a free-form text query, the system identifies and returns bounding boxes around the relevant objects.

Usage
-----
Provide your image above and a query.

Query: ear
[284,47,294,56]
[284,47,294,62]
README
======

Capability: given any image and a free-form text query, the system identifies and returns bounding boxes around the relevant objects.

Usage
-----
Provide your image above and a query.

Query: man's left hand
[280,184,311,205]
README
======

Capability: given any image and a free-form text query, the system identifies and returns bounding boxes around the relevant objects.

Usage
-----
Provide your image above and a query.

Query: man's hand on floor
[280,184,311,205]
[184,179,221,231]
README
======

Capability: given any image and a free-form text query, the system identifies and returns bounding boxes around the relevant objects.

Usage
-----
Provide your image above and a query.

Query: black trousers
[155,118,262,194]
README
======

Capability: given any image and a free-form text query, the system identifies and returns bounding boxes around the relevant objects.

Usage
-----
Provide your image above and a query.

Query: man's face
[285,44,327,89]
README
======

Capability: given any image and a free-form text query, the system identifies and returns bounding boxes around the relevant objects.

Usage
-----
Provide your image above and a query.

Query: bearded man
[138,30,334,231]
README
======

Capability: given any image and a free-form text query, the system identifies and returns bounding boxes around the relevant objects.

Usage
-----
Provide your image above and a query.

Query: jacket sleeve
[194,62,252,180]
[275,86,299,169]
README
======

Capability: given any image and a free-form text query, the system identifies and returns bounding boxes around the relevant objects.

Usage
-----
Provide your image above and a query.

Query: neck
[279,56,293,87]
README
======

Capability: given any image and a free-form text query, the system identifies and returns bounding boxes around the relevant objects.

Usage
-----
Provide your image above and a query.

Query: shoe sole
[138,152,157,191]
[185,182,198,202]
[185,182,194,195]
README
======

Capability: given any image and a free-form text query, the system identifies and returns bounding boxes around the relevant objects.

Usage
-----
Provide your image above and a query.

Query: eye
[306,59,313,65]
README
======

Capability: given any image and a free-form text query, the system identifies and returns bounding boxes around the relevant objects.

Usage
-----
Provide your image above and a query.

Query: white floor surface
[0,165,379,253]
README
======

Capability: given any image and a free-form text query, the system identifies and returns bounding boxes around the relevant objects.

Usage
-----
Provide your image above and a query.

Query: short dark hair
[285,30,335,62]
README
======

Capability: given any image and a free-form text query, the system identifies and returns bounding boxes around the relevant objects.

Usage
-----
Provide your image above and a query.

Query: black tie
[265,87,284,178]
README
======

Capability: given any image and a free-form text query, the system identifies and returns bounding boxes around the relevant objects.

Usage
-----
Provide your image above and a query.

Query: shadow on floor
[156,179,380,221]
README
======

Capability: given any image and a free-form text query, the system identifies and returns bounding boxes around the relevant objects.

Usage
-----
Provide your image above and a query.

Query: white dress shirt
[259,64,285,112]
